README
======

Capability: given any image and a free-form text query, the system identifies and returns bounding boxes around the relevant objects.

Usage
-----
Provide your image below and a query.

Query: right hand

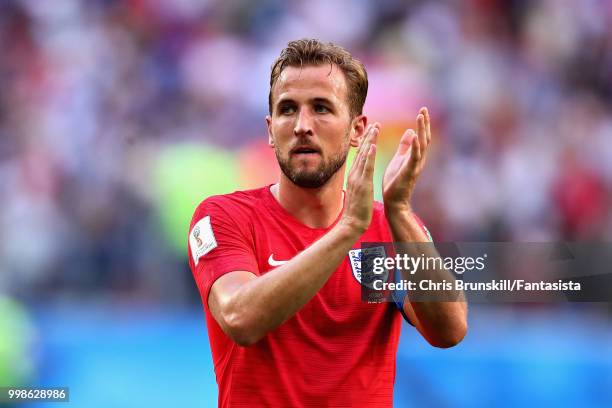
[340,123,379,234]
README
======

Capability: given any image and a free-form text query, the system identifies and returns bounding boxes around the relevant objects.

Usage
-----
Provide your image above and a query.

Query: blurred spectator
[0,0,611,303]
[0,296,35,386]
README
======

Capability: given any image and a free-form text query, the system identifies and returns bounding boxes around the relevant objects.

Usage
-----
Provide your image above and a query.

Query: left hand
[382,107,432,211]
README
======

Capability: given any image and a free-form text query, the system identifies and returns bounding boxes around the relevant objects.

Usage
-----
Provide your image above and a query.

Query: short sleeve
[188,199,259,304]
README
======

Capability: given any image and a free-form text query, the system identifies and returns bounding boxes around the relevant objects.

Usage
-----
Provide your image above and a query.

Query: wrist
[384,201,413,218]
[336,217,368,238]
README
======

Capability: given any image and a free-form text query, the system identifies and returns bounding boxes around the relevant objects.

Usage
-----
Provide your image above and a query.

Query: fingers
[415,107,431,164]
[410,131,421,164]
[343,125,377,233]
[417,113,427,154]
[355,123,379,175]
[362,130,378,178]
[419,106,431,144]
[395,129,413,156]
[356,124,372,159]
[353,124,371,170]
[350,125,369,177]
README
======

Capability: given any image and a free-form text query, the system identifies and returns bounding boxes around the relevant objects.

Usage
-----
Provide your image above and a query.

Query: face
[266,64,365,188]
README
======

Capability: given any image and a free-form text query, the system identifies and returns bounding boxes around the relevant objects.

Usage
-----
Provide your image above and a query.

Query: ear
[349,114,367,147]
[266,115,274,148]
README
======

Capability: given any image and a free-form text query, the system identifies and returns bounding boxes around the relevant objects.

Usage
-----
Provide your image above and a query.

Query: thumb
[395,129,416,156]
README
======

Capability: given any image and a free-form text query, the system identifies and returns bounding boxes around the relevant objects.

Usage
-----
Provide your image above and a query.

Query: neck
[271,167,346,229]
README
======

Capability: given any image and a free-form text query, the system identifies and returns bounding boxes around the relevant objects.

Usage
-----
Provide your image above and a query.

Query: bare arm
[385,206,468,348]
[382,108,467,348]
[208,125,380,346]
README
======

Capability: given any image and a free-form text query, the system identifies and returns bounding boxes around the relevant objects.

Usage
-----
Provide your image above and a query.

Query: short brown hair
[269,39,368,118]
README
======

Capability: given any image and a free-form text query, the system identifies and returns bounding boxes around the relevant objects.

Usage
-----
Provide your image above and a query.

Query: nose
[293,108,314,137]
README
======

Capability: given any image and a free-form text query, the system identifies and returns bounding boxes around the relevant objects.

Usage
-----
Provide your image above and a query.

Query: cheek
[271,126,295,157]
[271,121,292,142]
[317,119,351,143]
[315,114,350,129]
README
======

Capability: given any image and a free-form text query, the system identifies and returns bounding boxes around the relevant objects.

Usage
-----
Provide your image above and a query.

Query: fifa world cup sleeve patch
[190,216,218,266]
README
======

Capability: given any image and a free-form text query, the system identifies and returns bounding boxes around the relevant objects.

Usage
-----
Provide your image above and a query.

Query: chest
[250,214,392,310]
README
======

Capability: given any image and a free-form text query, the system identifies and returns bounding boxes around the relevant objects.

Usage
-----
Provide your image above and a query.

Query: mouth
[291,146,321,157]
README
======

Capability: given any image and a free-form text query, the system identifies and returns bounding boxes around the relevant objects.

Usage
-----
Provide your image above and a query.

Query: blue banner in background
[23,305,612,408]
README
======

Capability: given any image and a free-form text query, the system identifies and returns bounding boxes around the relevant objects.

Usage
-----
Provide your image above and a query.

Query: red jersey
[188,185,405,407]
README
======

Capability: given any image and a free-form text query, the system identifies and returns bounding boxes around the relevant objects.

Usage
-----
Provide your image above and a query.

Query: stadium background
[1,0,611,406]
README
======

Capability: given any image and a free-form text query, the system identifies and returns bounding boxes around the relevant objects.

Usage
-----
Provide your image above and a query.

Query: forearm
[385,203,468,348]
[223,222,361,345]
[214,124,379,346]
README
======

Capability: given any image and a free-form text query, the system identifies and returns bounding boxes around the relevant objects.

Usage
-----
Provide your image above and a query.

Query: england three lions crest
[348,246,389,289]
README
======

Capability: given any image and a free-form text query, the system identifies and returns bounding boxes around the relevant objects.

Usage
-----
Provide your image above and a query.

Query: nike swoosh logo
[268,254,289,267]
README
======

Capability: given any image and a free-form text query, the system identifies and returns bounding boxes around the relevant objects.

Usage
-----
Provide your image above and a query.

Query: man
[188,39,467,407]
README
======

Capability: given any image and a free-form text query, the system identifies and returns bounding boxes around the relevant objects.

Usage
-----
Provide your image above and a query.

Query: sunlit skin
[268,65,354,182]
[208,62,467,349]
[265,64,368,228]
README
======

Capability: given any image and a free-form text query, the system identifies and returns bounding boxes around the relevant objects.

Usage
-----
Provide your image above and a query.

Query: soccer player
[188,39,467,407]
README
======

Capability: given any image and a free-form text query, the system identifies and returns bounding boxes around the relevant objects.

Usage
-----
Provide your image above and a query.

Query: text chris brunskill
[372,279,581,292]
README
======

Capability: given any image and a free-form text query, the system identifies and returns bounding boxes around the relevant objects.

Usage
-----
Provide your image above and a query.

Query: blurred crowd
[0,0,611,303]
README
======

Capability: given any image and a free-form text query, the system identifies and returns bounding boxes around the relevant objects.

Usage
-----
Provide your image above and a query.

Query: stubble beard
[275,131,351,189]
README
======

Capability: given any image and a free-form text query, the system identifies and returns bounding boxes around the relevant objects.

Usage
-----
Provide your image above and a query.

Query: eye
[279,104,296,115]
[314,104,330,114]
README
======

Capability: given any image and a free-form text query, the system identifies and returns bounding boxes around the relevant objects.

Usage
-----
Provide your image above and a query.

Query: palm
[383,136,414,203]
[381,107,431,208]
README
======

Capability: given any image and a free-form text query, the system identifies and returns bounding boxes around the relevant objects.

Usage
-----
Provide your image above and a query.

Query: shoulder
[189,186,271,237]
[188,187,267,259]
[192,186,269,222]
[199,186,269,209]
